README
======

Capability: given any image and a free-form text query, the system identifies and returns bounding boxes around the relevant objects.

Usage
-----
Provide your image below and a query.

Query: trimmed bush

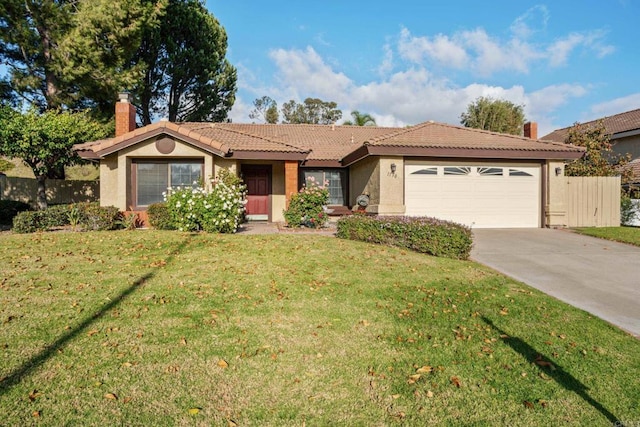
[147,203,175,230]
[336,215,473,260]
[0,200,31,225]
[41,204,72,228]
[283,179,329,228]
[12,211,46,233]
[76,202,123,231]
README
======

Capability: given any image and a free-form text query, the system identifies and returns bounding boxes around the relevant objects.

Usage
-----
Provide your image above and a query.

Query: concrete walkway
[471,228,640,337]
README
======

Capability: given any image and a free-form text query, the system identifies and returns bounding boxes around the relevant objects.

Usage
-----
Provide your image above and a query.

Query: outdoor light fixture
[391,163,397,174]
[555,167,562,176]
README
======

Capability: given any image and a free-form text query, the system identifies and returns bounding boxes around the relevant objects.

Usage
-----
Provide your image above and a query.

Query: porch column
[285,161,299,207]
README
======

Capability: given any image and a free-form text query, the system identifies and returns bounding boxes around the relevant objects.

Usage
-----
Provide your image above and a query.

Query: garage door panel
[405,163,540,228]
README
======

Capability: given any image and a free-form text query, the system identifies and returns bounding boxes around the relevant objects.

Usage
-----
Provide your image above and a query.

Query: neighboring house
[75,94,584,228]
[542,108,640,182]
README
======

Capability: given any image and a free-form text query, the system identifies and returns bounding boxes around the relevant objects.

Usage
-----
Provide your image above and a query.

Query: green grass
[1,231,638,426]
[1,157,99,180]
[574,226,640,247]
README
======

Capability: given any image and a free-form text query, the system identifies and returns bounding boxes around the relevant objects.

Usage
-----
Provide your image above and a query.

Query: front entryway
[242,165,271,221]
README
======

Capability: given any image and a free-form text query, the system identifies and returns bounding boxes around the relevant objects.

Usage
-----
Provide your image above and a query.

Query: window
[411,167,438,175]
[509,169,533,177]
[302,169,347,205]
[443,166,471,176]
[478,167,503,176]
[134,160,203,207]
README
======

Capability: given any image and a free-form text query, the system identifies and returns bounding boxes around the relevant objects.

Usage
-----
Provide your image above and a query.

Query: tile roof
[624,158,640,183]
[76,120,584,162]
[542,108,640,143]
[367,121,580,153]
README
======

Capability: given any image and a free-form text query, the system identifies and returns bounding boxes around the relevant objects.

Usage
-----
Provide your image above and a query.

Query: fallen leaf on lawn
[499,308,509,315]
[87,329,99,337]
[28,390,41,401]
[450,376,462,388]
[228,420,238,427]
[534,355,555,369]
[180,337,187,345]
[538,399,548,408]
[426,390,434,398]
[32,411,40,418]
[104,393,118,400]
[523,400,534,409]
[217,359,229,368]
[407,374,421,384]
[122,362,133,368]
[391,394,400,399]
[188,408,200,415]
[416,366,433,374]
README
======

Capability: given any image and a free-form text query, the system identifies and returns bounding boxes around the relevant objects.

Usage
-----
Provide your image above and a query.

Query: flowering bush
[165,171,247,233]
[283,176,330,228]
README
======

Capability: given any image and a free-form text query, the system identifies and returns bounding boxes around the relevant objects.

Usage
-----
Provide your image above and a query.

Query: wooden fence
[566,176,620,227]
[0,175,98,207]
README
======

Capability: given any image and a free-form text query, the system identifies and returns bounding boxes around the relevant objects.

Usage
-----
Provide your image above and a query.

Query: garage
[404,161,541,228]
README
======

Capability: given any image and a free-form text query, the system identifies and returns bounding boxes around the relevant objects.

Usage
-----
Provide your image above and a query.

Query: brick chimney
[523,121,537,140]
[115,92,136,137]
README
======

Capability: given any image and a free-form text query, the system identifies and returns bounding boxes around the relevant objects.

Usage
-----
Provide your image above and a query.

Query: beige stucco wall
[545,160,568,227]
[349,156,405,215]
[99,154,119,208]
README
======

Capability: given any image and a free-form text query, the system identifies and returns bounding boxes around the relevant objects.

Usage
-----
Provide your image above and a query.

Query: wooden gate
[566,176,620,227]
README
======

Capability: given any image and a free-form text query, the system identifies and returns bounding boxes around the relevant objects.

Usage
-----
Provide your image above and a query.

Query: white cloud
[588,93,640,118]
[398,27,468,68]
[510,5,549,39]
[268,47,352,101]
[547,30,615,66]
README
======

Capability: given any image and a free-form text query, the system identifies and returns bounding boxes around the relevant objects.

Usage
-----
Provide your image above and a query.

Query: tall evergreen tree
[132,0,237,124]
[0,0,162,114]
[281,98,342,125]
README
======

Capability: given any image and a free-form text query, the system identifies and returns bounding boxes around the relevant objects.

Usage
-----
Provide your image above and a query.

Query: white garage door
[405,161,541,228]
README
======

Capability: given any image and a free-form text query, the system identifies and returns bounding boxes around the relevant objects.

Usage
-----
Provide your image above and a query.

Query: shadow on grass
[481,316,622,426]
[0,234,196,397]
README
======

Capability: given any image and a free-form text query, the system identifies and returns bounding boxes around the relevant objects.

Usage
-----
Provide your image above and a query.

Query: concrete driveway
[471,228,640,338]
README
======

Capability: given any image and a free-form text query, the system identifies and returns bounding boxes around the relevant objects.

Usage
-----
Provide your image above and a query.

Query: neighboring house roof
[623,158,640,184]
[542,108,640,143]
[76,120,585,165]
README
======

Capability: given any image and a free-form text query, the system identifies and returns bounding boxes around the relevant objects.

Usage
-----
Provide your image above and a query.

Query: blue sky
[208,0,640,136]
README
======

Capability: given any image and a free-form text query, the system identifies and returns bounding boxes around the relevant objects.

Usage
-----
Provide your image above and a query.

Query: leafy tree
[281,98,342,125]
[249,96,278,124]
[460,96,525,135]
[564,120,633,182]
[132,0,237,124]
[0,107,109,209]
[0,0,161,114]
[343,110,376,126]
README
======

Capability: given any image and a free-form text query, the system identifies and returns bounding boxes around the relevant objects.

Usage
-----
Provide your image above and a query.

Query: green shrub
[283,179,329,228]
[12,211,46,233]
[41,204,72,228]
[147,203,175,230]
[165,174,246,233]
[336,215,473,260]
[76,202,123,231]
[0,200,31,225]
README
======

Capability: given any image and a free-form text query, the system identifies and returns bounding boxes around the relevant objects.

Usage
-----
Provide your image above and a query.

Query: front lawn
[574,226,640,247]
[1,231,638,425]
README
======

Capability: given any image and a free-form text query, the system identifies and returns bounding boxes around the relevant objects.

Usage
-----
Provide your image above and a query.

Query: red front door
[243,166,271,219]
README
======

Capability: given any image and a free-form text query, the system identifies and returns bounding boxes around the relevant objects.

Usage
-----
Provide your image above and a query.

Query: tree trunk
[36,175,48,210]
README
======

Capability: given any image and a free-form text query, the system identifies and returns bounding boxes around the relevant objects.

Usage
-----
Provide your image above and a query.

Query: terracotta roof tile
[542,108,640,142]
[76,120,584,161]
[368,121,584,153]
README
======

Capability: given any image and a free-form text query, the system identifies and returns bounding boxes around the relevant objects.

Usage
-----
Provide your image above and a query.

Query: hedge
[147,203,175,230]
[336,215,473,260]
[11,202,123,233]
